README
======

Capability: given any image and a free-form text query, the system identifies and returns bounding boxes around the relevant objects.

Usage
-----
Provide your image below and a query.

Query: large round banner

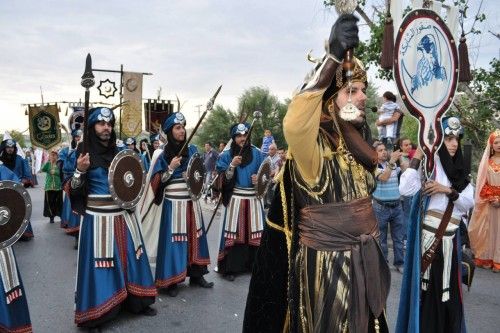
[394,9,458,177]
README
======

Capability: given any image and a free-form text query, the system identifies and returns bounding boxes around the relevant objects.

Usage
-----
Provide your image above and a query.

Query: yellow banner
[121,72,143,138]
[28,104,61,149]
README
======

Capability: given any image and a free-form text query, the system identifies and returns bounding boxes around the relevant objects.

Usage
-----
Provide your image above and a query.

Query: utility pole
[195,104,203,120]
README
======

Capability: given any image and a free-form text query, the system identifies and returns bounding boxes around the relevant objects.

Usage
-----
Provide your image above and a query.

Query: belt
[427,210,460,225]
[373,198,400,208]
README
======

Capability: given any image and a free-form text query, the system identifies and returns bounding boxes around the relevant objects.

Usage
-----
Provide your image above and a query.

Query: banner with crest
[144,99,174,134]
[121,72,143,138]
[28,104,62,150]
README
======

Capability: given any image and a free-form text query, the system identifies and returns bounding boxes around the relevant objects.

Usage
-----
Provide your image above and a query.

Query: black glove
[329,14,359,61]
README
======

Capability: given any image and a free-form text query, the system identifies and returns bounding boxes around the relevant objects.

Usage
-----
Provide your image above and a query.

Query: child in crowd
[260,129,275,156]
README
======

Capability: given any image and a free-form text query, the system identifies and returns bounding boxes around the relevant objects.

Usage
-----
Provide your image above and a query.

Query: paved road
[12,177,500,332]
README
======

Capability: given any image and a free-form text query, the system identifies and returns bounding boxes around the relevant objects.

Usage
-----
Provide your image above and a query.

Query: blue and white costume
[0,165,32,333]
[215,123,265,276]
[140,112,211,290]
[0,140,33,240]
[69,107,156,327]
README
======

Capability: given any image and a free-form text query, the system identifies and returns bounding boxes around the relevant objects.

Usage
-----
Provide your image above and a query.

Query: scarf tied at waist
[298,196,391,333]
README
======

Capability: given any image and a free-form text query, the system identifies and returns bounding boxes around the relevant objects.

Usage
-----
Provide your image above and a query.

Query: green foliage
[193,86,290,150]
[193,105,237,147]
[450,58,500,175]
[237,86,288,148]
[0,131,27,147]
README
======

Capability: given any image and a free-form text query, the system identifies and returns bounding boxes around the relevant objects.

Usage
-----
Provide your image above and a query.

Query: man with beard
[396,117,474,333]
[69,107,156,329]
[0,165,32,333]
[141,112,213,297]
[0,139,32,186]
[215,122,266,282]
[0,139,34,241]
[244,14,390,333]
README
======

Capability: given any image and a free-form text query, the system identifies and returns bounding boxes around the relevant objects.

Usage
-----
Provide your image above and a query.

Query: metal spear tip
[206,85,223,111]
[253,110,263,119]
[81,53,95,89]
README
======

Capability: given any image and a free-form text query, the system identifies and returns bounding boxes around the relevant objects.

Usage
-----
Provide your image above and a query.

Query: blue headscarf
[162,112,186,134]
[88,107,115,127]
[230,122,250,139]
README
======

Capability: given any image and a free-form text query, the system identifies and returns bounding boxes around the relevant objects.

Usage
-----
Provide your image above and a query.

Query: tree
[237,86,288,148]
[193,105,237,148]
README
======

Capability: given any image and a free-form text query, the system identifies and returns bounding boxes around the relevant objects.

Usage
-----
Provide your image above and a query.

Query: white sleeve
[453,183,475,215]
[399,168,421,196]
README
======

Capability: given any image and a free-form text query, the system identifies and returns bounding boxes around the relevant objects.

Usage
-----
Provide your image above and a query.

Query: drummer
[0,163,33,332]
[141,112,213,297]
[214,122,266,281]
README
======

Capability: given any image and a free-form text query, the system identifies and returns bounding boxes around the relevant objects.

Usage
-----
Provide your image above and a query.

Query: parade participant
[69,107,157,328]
[139,138,151,170]
[41,150,63,223]
[202,142,218,203]
[0,139,34,240]
[397,117,474,332]
[244,14,390,332]
[469,129,500,272]
[151,134,160,151]
[215,122,265,282]
[60,130,82,235]
[24,149,37,187]
[0,164,32,333]
[125,137,140,153]
[141,112,213,297]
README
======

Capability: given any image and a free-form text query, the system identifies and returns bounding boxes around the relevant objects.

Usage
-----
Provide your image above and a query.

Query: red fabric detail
[187,201,210,266]
[75,288,128,324]
[218,199,261,260]
[156,271,187,289]
[127,283,157,297]
[0,323,33,333]
[114,216,128,281]
[480,181,500,200]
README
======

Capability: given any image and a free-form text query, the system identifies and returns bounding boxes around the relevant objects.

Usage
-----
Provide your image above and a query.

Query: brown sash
[298,197,390,333]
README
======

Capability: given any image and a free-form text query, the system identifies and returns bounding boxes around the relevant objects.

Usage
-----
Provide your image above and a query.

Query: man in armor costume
[244,14,390,332]
[0,165,32,333]
[141,112,213,297]
[68,107,157,328]
[0,139,34,241]
[215,122,266,282]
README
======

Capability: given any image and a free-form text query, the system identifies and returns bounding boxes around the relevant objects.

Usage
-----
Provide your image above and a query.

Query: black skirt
[420,239,463,333]
[43,190,63,218]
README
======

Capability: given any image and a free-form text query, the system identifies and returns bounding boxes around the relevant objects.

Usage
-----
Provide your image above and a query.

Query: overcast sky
[0,0,498,133]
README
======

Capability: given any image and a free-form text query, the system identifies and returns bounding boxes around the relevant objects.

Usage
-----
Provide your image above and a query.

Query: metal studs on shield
[108,149,147,209]
[0,181,32,249]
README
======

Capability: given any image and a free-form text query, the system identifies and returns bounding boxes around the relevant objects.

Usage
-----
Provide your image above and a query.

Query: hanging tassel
[380,13,394,70]
[458,34,472,82]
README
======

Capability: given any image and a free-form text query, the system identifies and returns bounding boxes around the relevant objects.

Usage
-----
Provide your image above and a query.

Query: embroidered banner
[28,104,62,149]
[144,99,174,134]
[121,72,143,138]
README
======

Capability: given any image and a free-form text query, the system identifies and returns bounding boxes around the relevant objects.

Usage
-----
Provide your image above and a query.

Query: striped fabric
[421,212,459,301]
[165,180,203,242]
[372,163,401,202]
[0,247,21,304]
[87,194,144,268]
[224,187,263,239]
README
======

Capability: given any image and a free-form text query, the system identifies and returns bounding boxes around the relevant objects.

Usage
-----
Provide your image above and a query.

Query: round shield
[108,149,146,209]
[0,181,31,249]
[186,153,205,201]
[255,159,272,199]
